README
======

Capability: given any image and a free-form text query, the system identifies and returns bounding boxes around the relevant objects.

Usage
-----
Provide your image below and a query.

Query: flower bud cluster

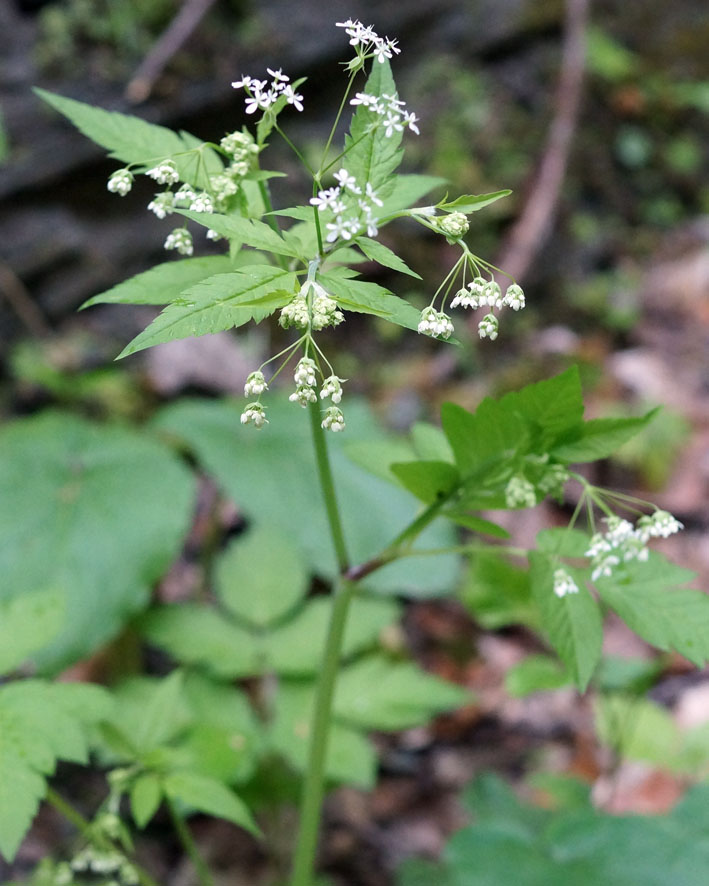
[417,306,454,339]
[164,228,194,256]
[438,211,469,240]
[280,282,344,331]
[553,568,580,598]
[322,406,346,431]
[146,160,179,185]
[240,402,268,429]
[70,844,138,884]
[538,463,570,497]
[586,511,683,582]
[107,169,133,196]
[449,277,526,341]
[505,475,537,509]
[244,370,268,397]
[320,375,344,403]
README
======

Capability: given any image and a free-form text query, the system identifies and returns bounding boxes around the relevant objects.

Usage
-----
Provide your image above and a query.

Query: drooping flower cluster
[310,168,384,243]
[164,228,193,256]
[336,18,401,65]
[586,511,683,582]
[417,306,454,340]
[107,169,133,196]
[240,402,268,429]
[449,277,526,340]
[231,69,304,115]
[349,91,419,137]
[553,568,580,598]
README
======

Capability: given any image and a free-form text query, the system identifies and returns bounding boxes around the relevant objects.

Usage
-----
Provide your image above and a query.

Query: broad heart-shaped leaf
[355,236,421,278]
[0,679,112,862]
[529,551,602,691]
[319,272,422,332]
[343,58,403,195]
[0,412,195,671]
[334,655,469,731]
[141,595,400,678]
[596,555,708,665]
[151,396,459,595]
[81,256,235,308]
[162,770,257,834]
[118,266,296,357]
[215,527,309,627]
[437,190,512,214]
[550,409,660,463]
[178,211,306,260]
[0,590,65,675]
[269,682,377,789]
[35,89,222,188]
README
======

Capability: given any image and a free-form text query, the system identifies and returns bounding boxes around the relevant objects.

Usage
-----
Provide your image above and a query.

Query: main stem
[290,405,352,886]
[166,797,215,886]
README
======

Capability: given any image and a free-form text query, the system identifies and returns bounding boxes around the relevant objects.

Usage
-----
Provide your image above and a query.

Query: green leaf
[134,671,186,753]
[390,460,461,504]
[118,267,296,357]
[551,409,660,463]
[437,190,512,213]
[0,590,65,675]
[594,694,680,768]
[498,367,585,449]
[596,555,708,665]
[215,527,309,627]
[461,553,536,630]
[410,422,455,463]
[505,655,570,697]
[81,256,235,308]
[130,773,163,829]
[334,656,469,731]
[355,237,421,278]
[536,527,591,558]
[442,511,511,539]
[378,174,446,216]
[319,272,423,333]
[178,211,305,259]
[163,771,257,834]
[141,605,260,678]
[343,438,417,485]
[152,396,459,596]
[529,552,602,691]
[0,679,112,861]
[0,412,195,671]
[35,89,221,188]
[343,59,403,194]
[269,682,376,788]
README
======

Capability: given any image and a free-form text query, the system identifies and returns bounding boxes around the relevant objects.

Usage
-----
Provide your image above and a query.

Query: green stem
[166,797,215,886]
[307,400,349,572]
[290,578,357,886]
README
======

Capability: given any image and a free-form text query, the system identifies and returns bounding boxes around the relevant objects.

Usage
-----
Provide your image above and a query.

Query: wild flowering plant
[17,15,703,886]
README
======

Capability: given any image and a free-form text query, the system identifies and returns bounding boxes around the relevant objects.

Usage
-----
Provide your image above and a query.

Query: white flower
[325,215,360,243]
[320,375,345,404]
[290,384,318,407]
[637,510,684,541]
[231,75,253,89]
[147,192,174,219]
[451,286,478,309]
[146,160,179,186]
[244,370,268,397]
[309,186,343,212]
[478,313,499,340]
[553,568,580,598]
[240,402,268,429]
[164,228,193,256]
[173,184,197,207]
[190,192,214,213]
[283,85,304,111]
[350,92,381,110]
[505,475,536,508]
[107,169,133,196]
[267,67,289,83]
[279,294,310,329]
[417,307,454,339]
[365,182,383,207]
[481,281,503,308]
[206,229,221,241]
[503,283,526,311]
[439,212,469,239]
[294,356,317,387]
[334,168,361,193]
[404,110,420,134]
[383,112,403,138]
[322,406,345,432]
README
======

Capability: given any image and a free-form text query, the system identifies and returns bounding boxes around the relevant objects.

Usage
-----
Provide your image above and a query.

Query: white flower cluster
[164,228,193,256]
[146,160,179,186]
[350,91,419,136]
[280,281,345,331]
[310,168,383,242]
[505,475,537,508]
[232,69,303,115]
[320,375,344,403]
[417,306,454,339]
[322,406,346,432]
[244,370,268,397]
[553,568,580,599]
[107,169,133,196]
[288,359,347,428]
[586,511,683,581]
[241,402,268,429]
[538,463,570,496]
[336,18,401,64]
[450,278,526,340]
[70,844,138,883]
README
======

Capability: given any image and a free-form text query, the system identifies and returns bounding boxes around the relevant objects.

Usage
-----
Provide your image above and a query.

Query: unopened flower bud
[478,313,499,340]
[321,406,345,432]
[244,370,268,397]
[240,402,268,428]
[107,169,133,196]
[146,160,179,185]
[439,211,469,240]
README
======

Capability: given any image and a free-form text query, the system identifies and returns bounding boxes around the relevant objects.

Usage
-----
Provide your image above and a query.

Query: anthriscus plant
[4,14,701,886]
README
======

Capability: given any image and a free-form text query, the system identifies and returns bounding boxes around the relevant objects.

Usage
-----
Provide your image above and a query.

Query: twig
[125,0,218,104]
[495,0,590,282]
[0,260,52,338]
